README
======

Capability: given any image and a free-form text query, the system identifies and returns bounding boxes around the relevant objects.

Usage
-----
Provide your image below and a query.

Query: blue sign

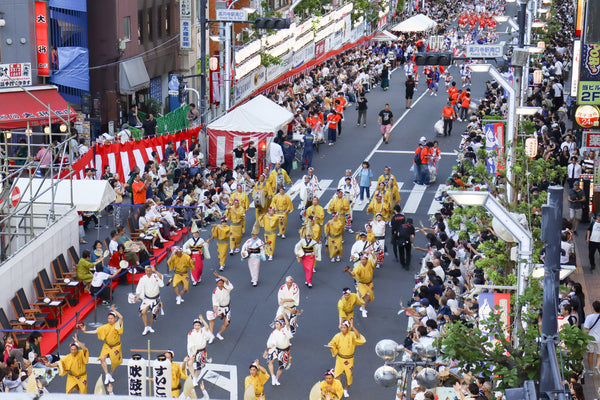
[169,74,180,112]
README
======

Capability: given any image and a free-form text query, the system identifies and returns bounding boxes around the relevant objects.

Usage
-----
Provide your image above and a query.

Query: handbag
[115,190,123,204]
[293,160,298,170]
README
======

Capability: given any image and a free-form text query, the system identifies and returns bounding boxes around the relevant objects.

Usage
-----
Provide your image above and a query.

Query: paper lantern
[533,69,543,84]
[525,136,538,158]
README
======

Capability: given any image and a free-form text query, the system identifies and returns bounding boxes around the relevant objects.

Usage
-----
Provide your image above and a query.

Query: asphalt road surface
[48,60,493,399]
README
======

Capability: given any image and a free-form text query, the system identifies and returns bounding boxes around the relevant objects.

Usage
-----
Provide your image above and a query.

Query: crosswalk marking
[427,184,448,215]
[403,184,427,214]
[248,178,439,215]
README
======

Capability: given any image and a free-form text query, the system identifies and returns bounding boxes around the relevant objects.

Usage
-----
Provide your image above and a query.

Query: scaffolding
[0,71,77,263]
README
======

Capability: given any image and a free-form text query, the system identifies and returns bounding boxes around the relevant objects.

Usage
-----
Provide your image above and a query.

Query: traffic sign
[216,9,247,21]
[465,44,503,59]
[11,187,20,207]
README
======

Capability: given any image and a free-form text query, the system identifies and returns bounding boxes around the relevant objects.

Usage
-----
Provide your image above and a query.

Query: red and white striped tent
[206,95,294,167]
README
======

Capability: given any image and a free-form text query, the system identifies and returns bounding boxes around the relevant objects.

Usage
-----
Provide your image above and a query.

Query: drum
[257,189,267,208]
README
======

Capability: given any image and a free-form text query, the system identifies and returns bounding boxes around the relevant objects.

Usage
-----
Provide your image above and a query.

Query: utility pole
[539,186,567,400]
[199,0,207,130]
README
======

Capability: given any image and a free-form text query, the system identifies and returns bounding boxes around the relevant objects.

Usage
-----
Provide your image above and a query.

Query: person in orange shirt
[326,110,341,146]
[441,102,456,137]
[459,89,471,121]
[334,99,345,137]
[447,81,458,100]
[132,173,147,205]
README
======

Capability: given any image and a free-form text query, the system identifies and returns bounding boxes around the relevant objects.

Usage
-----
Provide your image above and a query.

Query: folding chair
[67,246,80,265]
[10,296,46,328]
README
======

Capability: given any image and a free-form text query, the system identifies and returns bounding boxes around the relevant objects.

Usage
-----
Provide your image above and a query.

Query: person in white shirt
[207,272,233,341]
[135,265,164,335]
[567,157,582,188]
[339,173,359,233]
[269,139,284,171]
[116,124,132,144]
[372,213,386,268]
[186,315,214,386]
[276,276,301,333]
[263,313,293,387]
[350,232,372,261]
[584,301,600,374]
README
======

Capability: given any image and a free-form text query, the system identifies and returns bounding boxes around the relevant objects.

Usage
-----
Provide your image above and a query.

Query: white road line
[286,179,304,202]
[375,150,456,156]
[403,184,427,214]
[351,89,431,180]
[427,184,448,215]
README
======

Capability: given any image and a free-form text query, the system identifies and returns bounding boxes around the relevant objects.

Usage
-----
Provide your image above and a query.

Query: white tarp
[372,30,399,42]
[391,14,438,32]
[207,95,294,133]
[14,178,116,212]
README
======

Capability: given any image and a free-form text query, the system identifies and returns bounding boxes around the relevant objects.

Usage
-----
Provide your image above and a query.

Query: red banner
[315,40,326,59]
[34,1,50,76]
[61,128,201,182]
[206,129,272,168]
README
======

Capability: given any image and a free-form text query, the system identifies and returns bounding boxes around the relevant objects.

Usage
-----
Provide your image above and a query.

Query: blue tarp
[50,46,89,91]
[49,0,86,12]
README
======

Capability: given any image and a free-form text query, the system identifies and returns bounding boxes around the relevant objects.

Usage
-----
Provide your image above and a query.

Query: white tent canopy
[391,14,438,32]
[372,30,399,42]
[14,178,116,212]
[207,95,294,133]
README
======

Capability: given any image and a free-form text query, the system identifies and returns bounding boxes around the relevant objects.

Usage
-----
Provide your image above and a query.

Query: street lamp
[374,339,440,398]
[531,21,547,28]
[493,15,520,32]
[464,64,516,202]
[448,191,532,346]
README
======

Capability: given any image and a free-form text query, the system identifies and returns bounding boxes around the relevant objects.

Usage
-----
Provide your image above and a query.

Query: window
[147,7,153,42]
[138,10,144,45]
[123,16,131,41]
[165,2,171,35]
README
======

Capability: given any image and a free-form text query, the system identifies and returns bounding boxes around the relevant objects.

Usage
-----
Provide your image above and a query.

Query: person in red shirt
[132,173,147,205]
[447,81,458,100]
[334,99,345,137]
[441,102,456,136]
[326,110,341,146]
[459,90,471,121]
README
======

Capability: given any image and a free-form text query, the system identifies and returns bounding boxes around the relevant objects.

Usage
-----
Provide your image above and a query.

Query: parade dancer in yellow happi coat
[367,193,391,221]
[326,320,366,398]
[320,369,345,400]
[271,186,294,238]
[343,252,376,318]
[245,360,270,400]
[337,288,365,324]
[252,174,273,230]
[267,162,291,190]
[167,246,195,304]
[227,198,246,253]
[261,207,279,261]
[328,189,351,232]
[81,306,123,385]
[45,334,89,394]
[325,213,345,263]
[165,350,188,398]
[377,166,401,205]
[212,217,231,271]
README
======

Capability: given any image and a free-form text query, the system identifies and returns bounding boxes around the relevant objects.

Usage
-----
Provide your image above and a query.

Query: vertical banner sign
[180,0,192,50]
[152,357,172,397]
[484,123,504,175]
[128,356,147,396]
[34,1,50,76]
[578,44,600,105]
[168,74,181,112]
[478,292,511,339]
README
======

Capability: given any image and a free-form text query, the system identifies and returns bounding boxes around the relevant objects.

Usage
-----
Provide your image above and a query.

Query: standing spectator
[142,113,158,137]
[131,173,147,205]
[358,161,373,203]
[378,104,394,144]
[246,140,258,179]
[187,103,200,127]
[567,157,582,189]
[269,138,284,170]
[326,110,341,146]
[381,63,390,91]
[584,300,600,374]
[281,138,295,175]
[441,102,456,137]
[587,214,600,271]
[356,94,368,127]
[128,104,142,128]
[568,180,585,233]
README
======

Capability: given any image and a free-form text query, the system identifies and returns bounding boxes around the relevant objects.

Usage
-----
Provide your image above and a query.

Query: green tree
[439,282,592,389]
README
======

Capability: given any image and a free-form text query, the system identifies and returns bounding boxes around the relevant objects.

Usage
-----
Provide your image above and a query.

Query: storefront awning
[0,85,76,129]
[119,57,150,94]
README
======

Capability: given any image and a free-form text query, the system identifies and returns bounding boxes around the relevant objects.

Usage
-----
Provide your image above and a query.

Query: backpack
[414,148,422,165]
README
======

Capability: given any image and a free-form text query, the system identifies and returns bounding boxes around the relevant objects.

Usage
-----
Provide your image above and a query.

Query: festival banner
[34,1,50,76]
[484,122,504,175]
[152,356,172,397]
[128,355,147,396]
[478,292,511,339]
